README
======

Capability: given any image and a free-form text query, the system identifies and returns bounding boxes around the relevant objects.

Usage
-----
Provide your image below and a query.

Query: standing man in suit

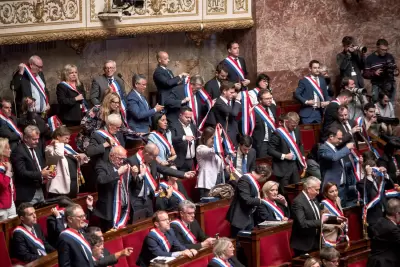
[204,63,229,99]
[58,204,95,267]
[153,51,188,104]
[11,125,54,206]
[226,135,256,181]
[220,41,250,90]
[90,60,125,106]
[136,210,198,267]
[12,55,50,115]
[295,60,331,124]
[171,200,215,250]
[226,164,272,237]
[12,203,55,263]
[319,127,354,205]
[170,107,197,171]
[322,90,353,133]
[252,90,277,158]
[329,106,361,148]
[126,74,164,133]
[268,112,305,194]
[0,98,23,151]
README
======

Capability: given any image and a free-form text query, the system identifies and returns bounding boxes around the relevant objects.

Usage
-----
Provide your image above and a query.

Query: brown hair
[199,127,215,146]
[100,92,121,121]
[52,125,71,139]
[219,81,234,93]
[322,182,338,199]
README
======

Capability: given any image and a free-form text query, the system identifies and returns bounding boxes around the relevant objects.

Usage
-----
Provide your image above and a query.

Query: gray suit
[90,74,125,106]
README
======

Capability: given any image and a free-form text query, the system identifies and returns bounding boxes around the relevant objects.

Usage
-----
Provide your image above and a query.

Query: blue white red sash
[184,77,199,125]
[136,150,157,193]
[350,150,361,182]
[60,81,88,113]
[253,104,276,132]
[48,115,62,132]
[64,144,85,186]
[242,173,260,198]
[13,226,46,255]
[241,91,255,135]
[248,88,260,101]
[170,219,197,243]
[330,99,340,106]
[261,198,284,220]
[214,124,236,166]
[363,170,385,224]
[305,76,324,101]
[385,189,400,198]
[23,64,48,104]
[109,80,128,126]
[321,198,349,247]
[149,131,172,157]
[113,172,131,229]
[159,182,186,202]
[0,165,6,173]
[149,228,171,252]
[0,112,22,139]
[321,213,349,248]
[275,127,307,169]
[210,257,232,267]
[95,129,120,146]
[224,56,245,80]
[60,228,92,260]
[355,117,380,158]
[321,199,343,217]
[198,88,213,110]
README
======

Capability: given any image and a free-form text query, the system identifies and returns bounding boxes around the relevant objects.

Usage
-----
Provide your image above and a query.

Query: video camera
[381,61,398,77]
[377,116,400,126]
[348,87,367,95]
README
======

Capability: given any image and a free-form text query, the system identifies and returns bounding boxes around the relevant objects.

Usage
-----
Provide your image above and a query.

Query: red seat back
[348,260,368,267]
[69,132,79,151]
[104,237,128,267]
[344,206,363,242]
[299,128,315,152]
[180,255,210,267]
[281,104,301,114]
[259,229,293,266]
[203,205,230,237]
[0,231,12,267]
[122,228,151,267]
[276,106,282,118]
[37,216,49,238]
[181,177,199,203]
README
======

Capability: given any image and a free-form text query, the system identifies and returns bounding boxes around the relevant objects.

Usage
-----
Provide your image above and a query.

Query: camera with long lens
[377,116,400,126]
[381,61,398,77]
[352,45,367,54]
[348,87,367,95]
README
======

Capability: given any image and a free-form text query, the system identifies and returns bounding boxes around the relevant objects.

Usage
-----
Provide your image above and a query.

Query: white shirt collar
[325,141,337,151]
[302,191,313,201]
[22,223,33,232]
[220,95,229,105]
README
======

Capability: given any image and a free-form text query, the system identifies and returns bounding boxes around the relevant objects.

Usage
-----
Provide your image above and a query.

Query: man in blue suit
[127,74,164,133]
[318,127,355,206]
[136,211,197,267]
[295,60,331,124]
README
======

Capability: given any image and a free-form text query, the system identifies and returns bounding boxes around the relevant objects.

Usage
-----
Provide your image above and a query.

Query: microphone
[117,73,124,81]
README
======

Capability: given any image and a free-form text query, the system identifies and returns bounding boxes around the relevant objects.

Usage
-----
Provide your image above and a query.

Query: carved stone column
[65,39,88,54]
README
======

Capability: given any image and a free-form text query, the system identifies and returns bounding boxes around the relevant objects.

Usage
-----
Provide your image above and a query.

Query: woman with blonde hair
[304,257,321,267]
[56,64,87,126]
[254,180,289,225]
[0,138,16,221]
[208,237,244,267]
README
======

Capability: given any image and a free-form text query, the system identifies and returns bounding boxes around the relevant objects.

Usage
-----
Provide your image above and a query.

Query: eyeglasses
[104,67,115,70]
[111,101,120,104]
[72,214,86,219]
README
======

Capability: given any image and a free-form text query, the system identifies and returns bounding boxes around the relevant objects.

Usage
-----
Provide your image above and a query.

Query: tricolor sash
[170,219,197,244]
[198,89,213,110]
[275,127,307,169]
[159,182,186,202]
[385,189,400,198]
[242,173,260,198]
[210,257,232,267]
[350,150,361,182]
[149,228,171,252]
[48,116,62,132]
[321,213,349,248]
[0,164,6,173]
[95,129,121,146]
[113,172,131,229]
[241,91,255,136]
[0,112,22,139]
[253,104,276,132]
[224,57,245,80]
[109,80,128,126]
[23,64,48,104]
[363,170,385,224]
[136,150,158,193]
[13,226,46,255]
[305,76,325,101]
[330,99,341,106]
[321,199,343,217]
[64,144,85,186]
[60,228,92,260]
[248,88,260,101]
[213,124,236,166]
[184,77,199,125]
[261,198,284,221]
[60,81,88,113]
[149,131,172,157]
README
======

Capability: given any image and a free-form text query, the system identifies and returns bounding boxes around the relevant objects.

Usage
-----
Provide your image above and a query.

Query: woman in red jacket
[0,138,16,221]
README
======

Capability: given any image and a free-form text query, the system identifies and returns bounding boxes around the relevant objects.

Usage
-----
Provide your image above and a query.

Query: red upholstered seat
[259,229,293,266]
[52,264,59,267]
[122,228,151,267]
[104,237,128,267]
[37,215,49,238]
[180,255,210,267]
[276,106,282,118]
[203,205,230,237]
[181,177,199,203]
[348,259,367,267]
[69,132,79,151]
[346,209,362,242]
[281,104,301,114]
[0,232,12,267]
[299,128,315,152]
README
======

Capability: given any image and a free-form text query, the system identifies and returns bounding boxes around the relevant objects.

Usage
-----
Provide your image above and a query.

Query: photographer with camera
[337,36,366,89]
[341,77,368,121]
[363,39,399,104]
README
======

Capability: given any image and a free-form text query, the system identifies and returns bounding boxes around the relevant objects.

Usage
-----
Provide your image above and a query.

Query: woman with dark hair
[148,113,176,166]
[248,73,275,105]
[196,126,224,198]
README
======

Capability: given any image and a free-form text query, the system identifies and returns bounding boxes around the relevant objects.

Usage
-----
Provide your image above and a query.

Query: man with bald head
[12,55,50,114]
[153,51,189,104]
[127,143,195,220]
[95,146,138,232]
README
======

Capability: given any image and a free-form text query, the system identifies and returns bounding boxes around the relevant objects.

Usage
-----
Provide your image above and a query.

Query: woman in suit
[45,126,88,198]
[56,64,87,126]
[208,237,244,267]
[0,138,16,221]
[196,126,224,198]
[254,181,289,225]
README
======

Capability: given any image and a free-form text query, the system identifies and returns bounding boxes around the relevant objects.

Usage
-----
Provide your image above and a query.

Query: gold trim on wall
[206,0,227,15]
[233,0,248,14]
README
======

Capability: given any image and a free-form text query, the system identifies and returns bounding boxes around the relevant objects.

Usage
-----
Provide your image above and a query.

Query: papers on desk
[150,256,176,263]
[258,221,288,227]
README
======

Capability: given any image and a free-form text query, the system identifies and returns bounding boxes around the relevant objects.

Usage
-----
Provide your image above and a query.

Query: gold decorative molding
[233,0,248,14]
[186,31,214,46]
[206,0,226,15]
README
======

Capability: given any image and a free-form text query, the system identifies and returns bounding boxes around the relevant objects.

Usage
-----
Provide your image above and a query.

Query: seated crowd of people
[0,36,400,267]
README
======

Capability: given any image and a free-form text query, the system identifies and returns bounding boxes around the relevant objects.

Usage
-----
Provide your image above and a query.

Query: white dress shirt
[180,121,196,159]
[302,191,320,220]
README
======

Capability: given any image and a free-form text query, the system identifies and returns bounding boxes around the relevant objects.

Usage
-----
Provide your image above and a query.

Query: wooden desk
[195,199,231,237]
[284,183,303,205]
[24,251,58,267]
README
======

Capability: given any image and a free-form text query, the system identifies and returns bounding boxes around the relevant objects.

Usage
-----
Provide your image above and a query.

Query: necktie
[167,69,173,78]
[29,148,41,171]
[142,164,149,199]
[309,199,319,220]
[242,156,247,174]
[108,78,113,85]
[289,132,297,160]
[31,227,37,237]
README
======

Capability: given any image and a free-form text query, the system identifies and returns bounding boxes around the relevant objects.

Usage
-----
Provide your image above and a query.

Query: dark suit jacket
[268,127,304,177]
[57,229,95,267]
[170,121,197,169]
[86,130,125,164]
[47,215,66,248]
[252,104,277,151]
[153,66,182,104]
[136,229,187,267]
[254,201,290,225]
[220,57,248,83]
[126,89,156,133]
[207,256,245,267]
[155,180,190,212]
[322,101,340,132]
[232,148,256,174]
[90,75,125,106]
[11,143,45,203]
[377,154,400,183]
[210,97,241,147]
[170,218,207,250]
[328,121,354,149]
[367,217,400,267]
[12,224,55,263]
[318,142,351,186]
[204,78,221,99]
[290,192,321,252]
[0,115,22,151]
[56,82,86,123]
[226,177,261,229]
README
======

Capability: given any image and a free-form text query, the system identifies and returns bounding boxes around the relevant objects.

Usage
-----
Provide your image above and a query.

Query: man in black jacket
[226,164,272,237]
[0,98,23,151]
[322,89,353,134]
[226,135,256,183]
[11,202,55,263]
[204,63,229,99]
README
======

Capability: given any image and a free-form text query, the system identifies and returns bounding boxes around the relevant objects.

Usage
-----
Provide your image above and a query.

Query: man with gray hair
[170,200,215,250]
[12,125,54,206]
[90,60,125,106]
[126,73,164,133]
